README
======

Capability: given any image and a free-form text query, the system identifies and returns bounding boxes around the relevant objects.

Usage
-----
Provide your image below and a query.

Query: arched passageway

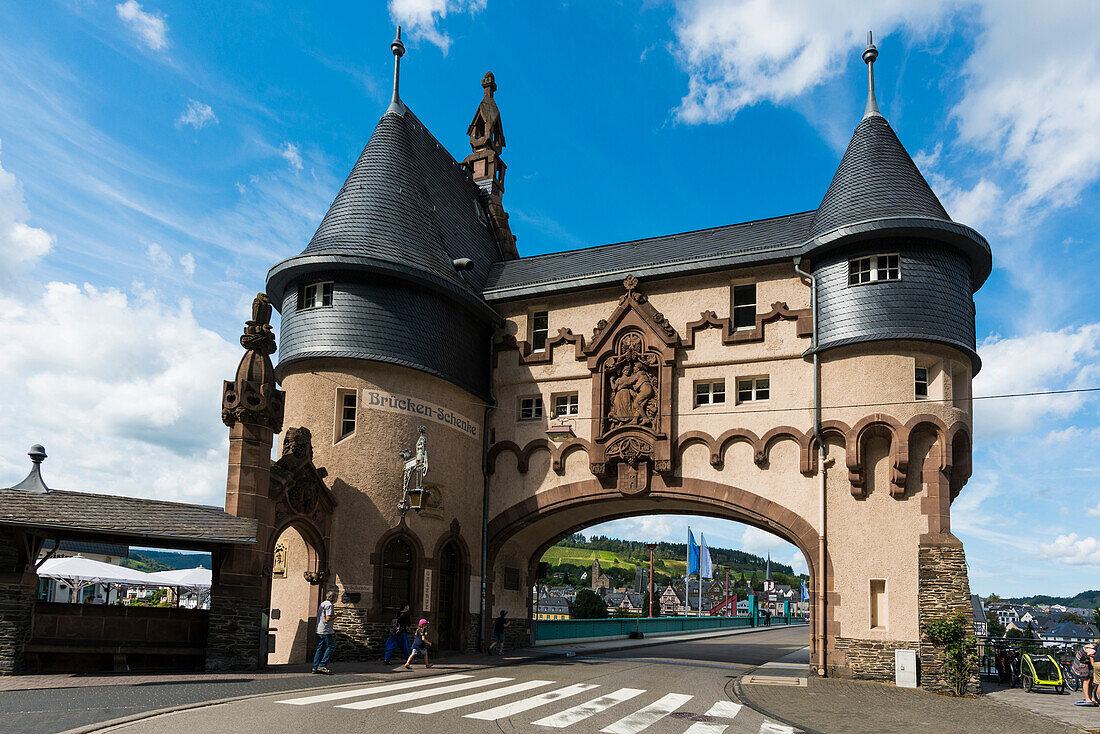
[266,521,326,664]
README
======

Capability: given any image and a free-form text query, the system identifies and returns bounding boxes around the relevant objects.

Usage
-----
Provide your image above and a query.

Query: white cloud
[179,252,195,277]
[388,0,487,55]
[115,1,169,52]
[1038,533,1100,567]
[279,142,303,172]
[1086,502,1100,518]
[0,140,53,275]
[974,324,1100,435]
[177,100,217,129]
[0,282,240,505]
[145,242,172,270]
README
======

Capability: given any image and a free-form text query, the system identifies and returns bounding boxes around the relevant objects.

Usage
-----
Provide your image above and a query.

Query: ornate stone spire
[463,71,518,259]
[222,293,285,433]
[388,26,406,116]
[862,30,880,119]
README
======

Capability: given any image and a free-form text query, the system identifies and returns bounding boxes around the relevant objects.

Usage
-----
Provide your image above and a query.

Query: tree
[922,611,977,697]
[1058,612,1085,624]
[641,591,661,618]
[573,589,608,619]
[1093,607,1100,631]
[985,593,1002,603]
[986,612,1006,637]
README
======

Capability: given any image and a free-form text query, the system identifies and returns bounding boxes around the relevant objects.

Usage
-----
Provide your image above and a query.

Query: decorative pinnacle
[862,31,880,119]
[388,26,406,116]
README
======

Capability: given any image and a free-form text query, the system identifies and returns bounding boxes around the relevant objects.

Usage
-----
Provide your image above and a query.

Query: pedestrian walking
[487,610,509,656]
[404,618,433,669]
[1075,638,1099,707]
[383,602,412,664]
[311,590,338,675]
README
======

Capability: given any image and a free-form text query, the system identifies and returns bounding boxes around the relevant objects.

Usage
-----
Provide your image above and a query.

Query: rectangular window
[339,391,356,439]
[553,393,579,417]
[732,283,757,330]
[915,367,929,400]
[737,377,770,403]
[297,281,334,310]
[519,396,544,421]
[530,310,549,351]
[848,254,900,285]
[694,380,726,407]
[869,579,887,630]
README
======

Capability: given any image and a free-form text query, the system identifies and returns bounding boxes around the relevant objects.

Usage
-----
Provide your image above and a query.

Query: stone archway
[267,521,326,664]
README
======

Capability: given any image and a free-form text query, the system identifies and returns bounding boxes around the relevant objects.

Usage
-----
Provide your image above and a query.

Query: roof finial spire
[862,30,880,119]
[388,26,406,116]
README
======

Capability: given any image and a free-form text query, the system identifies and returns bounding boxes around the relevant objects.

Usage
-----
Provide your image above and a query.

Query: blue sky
[0,1,1098,598]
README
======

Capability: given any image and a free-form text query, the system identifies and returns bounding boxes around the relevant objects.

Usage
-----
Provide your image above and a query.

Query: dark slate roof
[0,489,257,545]
[484,212,815,301]
[1042,622,1098,639]
[268,107,503,315]
[971,595,984,622]
[42,539,129,558]
[810,115,948,239]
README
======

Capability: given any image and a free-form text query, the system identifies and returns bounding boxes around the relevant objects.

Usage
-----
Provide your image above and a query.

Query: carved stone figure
[272,541,288,578]
[605,335,659,431]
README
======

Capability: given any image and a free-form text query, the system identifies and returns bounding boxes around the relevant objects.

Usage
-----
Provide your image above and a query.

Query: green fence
[534,614,805,643]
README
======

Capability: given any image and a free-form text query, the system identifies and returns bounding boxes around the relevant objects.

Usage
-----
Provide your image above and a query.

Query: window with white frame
[914,366,929,400]
[736,377,770,403]
[694,380,726,407]
[848,254,900,285]
[336,389,357,440]
[530,310,549,351]
[732,283,756,330]
[298,281,334,310]
[518,396,544,421]
[553,393,579,417]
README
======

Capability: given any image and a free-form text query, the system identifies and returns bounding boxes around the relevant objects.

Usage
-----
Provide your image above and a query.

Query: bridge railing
[533,614,807,644]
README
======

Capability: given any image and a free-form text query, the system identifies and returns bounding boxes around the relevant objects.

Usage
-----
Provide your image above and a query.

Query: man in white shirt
[311,590,339,675]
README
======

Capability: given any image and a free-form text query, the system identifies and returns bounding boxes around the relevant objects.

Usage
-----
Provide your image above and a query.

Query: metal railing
[533,614,807,643]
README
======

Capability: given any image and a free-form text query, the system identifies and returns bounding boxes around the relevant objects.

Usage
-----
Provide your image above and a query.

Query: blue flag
[801,580,810,601]
[687,529,699,576]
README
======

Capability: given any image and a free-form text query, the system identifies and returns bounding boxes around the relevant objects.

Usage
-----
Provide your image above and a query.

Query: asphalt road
[1,626,808,734]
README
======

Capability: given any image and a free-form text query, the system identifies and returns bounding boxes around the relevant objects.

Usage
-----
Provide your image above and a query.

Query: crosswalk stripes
[531,687,646,728]
[275,673,473,705]
[275,673,801,733]
[399,679,554,715]
[334,676,513,710]
[600,692,693,734]
[463,683,601,720]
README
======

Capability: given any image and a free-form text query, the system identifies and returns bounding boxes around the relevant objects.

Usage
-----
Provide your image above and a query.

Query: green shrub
[922,611,977,696]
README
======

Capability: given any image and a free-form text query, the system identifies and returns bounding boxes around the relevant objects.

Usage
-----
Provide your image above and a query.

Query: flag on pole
[699,534,714,579]
[801,579,810,601]
[687,529,699,576]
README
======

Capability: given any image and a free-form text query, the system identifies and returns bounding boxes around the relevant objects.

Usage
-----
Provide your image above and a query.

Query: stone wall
[465,613,481,654]
[918,542,982,695]
[503,618,531,650]
[206,591,264,670]
[332,607,389,661]
[0,527,34,675]
[833,637,918,680]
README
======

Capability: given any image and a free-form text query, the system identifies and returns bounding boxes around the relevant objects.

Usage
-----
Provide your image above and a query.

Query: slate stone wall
[206,591,264,670]
[332,607,388,661]
[0,528,33,675]
[834,637,918,680]
[918,542,982,695]
[503,618,530,651]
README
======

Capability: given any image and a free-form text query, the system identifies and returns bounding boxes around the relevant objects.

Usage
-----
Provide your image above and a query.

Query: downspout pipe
[480,329,498,653]
[794,256,828,677]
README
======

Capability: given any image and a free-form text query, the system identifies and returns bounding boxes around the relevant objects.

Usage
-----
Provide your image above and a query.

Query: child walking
[404,618,433,669]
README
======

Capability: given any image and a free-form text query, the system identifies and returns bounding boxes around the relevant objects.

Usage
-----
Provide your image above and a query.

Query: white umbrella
[37,555,156,590]
[146,567,211,589]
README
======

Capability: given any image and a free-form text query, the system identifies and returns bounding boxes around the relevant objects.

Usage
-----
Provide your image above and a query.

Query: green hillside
[542,546,686,576]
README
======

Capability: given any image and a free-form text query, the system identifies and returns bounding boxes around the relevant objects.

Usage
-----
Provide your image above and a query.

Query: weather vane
[399,426,429,516]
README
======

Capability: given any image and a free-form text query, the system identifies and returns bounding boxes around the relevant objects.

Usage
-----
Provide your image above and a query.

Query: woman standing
[404,619,433,669]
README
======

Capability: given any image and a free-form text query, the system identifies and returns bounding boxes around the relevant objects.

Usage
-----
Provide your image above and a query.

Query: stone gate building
[220,32,990,689]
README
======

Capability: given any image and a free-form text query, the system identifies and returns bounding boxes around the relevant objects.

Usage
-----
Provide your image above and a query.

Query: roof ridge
[49,488,234,514]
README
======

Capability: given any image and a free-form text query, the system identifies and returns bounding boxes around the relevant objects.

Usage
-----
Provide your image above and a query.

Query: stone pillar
[208,294,285,671]
[918,538,982,694]
[0,528,36,675]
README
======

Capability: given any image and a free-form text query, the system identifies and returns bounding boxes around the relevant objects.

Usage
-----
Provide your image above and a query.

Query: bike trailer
[1020,652,1065,694]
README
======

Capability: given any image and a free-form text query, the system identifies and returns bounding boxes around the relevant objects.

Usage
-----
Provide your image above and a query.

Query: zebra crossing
[276,673,800,733]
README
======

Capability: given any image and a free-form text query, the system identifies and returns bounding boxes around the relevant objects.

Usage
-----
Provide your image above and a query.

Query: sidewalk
[735,673,1087,734]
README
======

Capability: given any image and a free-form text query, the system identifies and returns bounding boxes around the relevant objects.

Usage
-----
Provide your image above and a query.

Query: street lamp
[645,543,657,617]
[399,426,430,516]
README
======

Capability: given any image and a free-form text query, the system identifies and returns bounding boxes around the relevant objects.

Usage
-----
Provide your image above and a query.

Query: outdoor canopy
[146,567,211,590]
[37,555,158,590]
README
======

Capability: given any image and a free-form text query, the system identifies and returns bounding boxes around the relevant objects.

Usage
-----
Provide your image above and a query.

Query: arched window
[381,538,413,615]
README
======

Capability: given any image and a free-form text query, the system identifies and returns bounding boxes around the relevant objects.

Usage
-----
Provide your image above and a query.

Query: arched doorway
[436,541,463,650]
[267,524,323,664]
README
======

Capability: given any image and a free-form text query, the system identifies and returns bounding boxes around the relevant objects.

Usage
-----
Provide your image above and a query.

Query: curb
[729,665,821,734]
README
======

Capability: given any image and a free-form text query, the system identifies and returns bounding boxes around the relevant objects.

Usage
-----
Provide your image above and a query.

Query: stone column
[917,538,982,695]
[0,528,36,675]
[208,294,284,671]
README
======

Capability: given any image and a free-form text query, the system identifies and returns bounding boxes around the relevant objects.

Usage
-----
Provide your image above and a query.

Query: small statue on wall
[272,541,288,578]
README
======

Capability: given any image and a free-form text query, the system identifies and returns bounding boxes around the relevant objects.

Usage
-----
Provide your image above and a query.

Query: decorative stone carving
[268,426,336,586]
[585,276,679,493]
[303,570,327,585]
[222,294,285,432]
[272,541,288,578]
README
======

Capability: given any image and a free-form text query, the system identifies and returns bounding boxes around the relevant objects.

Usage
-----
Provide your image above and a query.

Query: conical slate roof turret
[810,32,949,240]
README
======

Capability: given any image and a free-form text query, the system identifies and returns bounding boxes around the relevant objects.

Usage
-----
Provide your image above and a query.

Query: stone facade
[833,637,918,680]
[0,527,33,676]
[332,607,389,661]
[918,541,982,695]
[205,592,265,670]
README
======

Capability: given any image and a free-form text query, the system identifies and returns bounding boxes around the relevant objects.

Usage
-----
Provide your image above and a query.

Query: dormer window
[848,254,900,285]
[298,281,333,310]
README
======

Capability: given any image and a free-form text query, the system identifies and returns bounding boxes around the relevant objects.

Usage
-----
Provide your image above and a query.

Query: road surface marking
[704,701,743,718]
[759,723,797,734]
[400,679,554,714]
[684,724,728,734]
[276,673,472,705]
[335,676,512,710]
[464,683,601,720]
[600,692,693,733]
[532,687,645,728]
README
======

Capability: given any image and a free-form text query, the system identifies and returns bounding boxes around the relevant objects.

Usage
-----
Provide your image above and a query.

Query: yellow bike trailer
[1020,652,1065,694]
